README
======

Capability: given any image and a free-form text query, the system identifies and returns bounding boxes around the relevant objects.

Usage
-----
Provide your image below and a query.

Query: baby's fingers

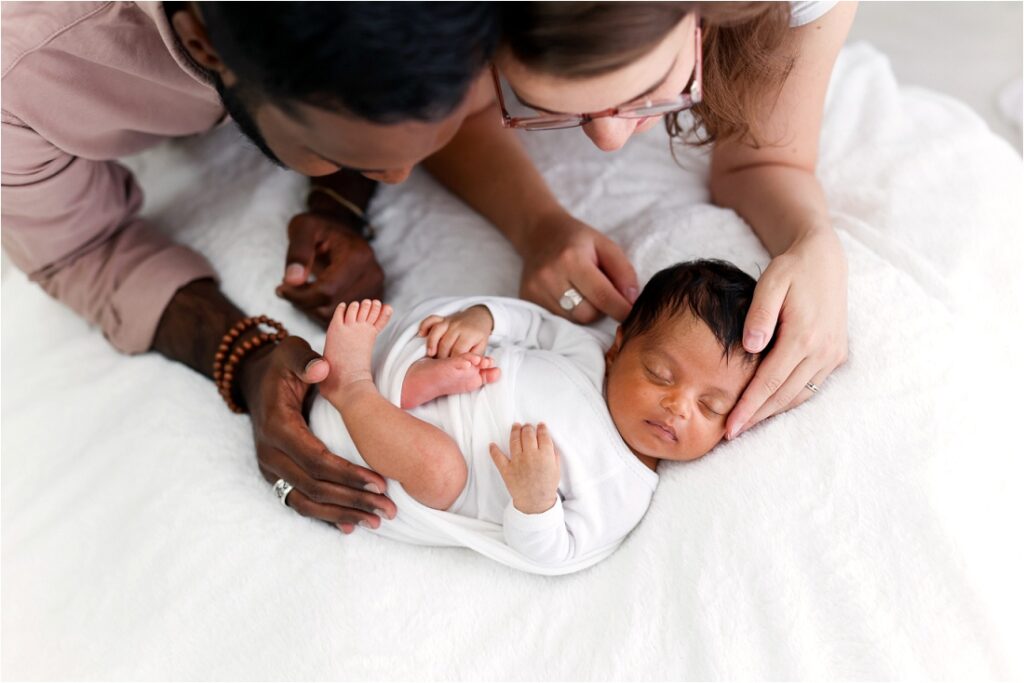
[536,423,553,452]
[418,315,444,337]
[508,423,524,459]
[488,443,509,475]
[425,321,449,357]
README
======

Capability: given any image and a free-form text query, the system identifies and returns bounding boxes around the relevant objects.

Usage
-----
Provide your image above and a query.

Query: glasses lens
[618,99,691,119]
[520,118,585,131]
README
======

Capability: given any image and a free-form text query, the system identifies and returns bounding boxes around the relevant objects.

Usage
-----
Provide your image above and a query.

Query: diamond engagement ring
[559,287,584,311]
[805,381,820,394]
[272,478,295,507]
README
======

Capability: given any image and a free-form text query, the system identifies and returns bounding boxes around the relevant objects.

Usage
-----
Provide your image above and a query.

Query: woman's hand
[276,211,384,328]
[725,227,848,439]
[237,335,397,534]
[519,211,639,324]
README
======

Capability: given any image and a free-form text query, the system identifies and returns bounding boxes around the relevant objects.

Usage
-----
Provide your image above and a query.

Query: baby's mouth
[645,419,678,443]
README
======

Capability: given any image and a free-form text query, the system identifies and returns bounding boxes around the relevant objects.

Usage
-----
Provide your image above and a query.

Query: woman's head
[496,2,793,150]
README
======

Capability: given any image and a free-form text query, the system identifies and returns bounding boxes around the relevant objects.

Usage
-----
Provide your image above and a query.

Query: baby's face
[605,313,757,463]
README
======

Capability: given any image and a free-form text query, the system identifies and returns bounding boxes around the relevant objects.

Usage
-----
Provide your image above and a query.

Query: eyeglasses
[492,19,702,131]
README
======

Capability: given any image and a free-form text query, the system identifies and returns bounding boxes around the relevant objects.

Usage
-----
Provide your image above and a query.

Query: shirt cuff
[503,497,565,532]
[106,244,218,354]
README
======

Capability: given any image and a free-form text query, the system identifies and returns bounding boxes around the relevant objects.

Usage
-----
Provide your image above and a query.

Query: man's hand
[238,335,397,533]
[276,211,384,328]
[488,423,560,515]
[417,305,494,358]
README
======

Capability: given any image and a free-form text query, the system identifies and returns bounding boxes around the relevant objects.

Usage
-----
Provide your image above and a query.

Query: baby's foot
[401,353,501,409]
[322,299,393,396]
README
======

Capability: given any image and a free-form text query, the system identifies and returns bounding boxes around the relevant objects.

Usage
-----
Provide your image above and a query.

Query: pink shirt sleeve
[0,2,225,354]
[2,112,217,354]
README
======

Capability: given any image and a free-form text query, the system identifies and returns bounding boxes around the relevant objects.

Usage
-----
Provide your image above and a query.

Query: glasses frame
[493,17,703,131]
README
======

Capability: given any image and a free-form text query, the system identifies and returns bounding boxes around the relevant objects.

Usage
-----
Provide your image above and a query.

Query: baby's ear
[605,327,624,365]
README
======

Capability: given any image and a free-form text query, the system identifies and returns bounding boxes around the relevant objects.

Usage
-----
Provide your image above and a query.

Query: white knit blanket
[3,43,1022,679]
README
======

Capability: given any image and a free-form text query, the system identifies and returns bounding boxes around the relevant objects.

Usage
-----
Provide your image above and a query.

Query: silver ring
[272,478,295,507]
[559,287,584,311]
[805,381,820,394]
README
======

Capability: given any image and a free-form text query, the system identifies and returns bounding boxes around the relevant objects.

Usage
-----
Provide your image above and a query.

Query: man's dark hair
[201,2,499,123]
[620,259,774,362]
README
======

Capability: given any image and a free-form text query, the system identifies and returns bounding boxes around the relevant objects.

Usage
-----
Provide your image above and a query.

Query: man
[1,2,499,532]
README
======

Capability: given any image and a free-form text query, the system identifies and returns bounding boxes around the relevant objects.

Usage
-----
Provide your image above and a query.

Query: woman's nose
[582,117,635,152]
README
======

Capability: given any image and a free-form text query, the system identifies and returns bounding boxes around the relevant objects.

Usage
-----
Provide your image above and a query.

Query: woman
[425,1,854,440]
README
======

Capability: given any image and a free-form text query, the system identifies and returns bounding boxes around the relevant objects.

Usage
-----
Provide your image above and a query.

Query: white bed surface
[3,44,1023,679]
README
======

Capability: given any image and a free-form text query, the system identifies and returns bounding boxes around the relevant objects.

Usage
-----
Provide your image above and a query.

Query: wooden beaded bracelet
[213,316,289,414]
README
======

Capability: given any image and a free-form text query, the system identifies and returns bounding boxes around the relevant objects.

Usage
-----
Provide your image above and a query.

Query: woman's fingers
[743,266,790,353]
[570,262,632,323]
[594,237,640,314]
[742,357,820,430]
[725,330,805,440]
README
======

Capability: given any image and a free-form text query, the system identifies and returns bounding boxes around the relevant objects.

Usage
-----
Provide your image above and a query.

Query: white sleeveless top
[790,0,840,27]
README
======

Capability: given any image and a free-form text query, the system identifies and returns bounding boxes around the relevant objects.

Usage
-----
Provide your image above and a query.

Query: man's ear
[171,6,234,82]
[605,327,624,365]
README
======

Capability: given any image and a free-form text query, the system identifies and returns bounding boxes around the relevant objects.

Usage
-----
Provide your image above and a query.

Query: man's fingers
[743,273,789,353]
[726,342,805,440]
[285,215,322,285]
[277,282,333,310]
[285,488,383,529]
[276,335,329,384]
[595,237,640,309]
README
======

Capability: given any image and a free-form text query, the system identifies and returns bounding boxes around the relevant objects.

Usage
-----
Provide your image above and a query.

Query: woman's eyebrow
[512,56,679,115]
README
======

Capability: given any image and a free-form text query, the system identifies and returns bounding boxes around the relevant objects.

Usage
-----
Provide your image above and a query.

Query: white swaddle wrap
[309,296,658,575]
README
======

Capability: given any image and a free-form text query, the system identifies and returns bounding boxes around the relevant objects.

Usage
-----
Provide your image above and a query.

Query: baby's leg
[321,300,467,510]
[401,353,501,409]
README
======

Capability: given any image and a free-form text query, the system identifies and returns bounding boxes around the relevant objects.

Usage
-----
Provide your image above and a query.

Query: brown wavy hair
[500,2,795,147]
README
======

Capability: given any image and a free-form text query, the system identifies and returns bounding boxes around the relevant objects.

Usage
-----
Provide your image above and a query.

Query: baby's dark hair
[620,259,774,361]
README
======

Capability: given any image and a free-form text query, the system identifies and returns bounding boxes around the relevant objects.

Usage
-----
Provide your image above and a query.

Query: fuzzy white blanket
[3,44,1022,679]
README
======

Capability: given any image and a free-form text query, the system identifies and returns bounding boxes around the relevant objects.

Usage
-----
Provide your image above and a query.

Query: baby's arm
[321,301,467,511]
[488,421,645,567]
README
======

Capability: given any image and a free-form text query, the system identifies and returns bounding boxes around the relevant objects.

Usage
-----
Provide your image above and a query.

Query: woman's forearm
[423,103,565,254]
[709,163,835,257]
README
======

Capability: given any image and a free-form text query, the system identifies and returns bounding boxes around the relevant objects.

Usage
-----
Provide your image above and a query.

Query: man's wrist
[153,278,246,379]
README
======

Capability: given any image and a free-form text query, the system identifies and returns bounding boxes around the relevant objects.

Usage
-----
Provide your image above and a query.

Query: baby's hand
[417,305,494,358]
[489,423,561,515]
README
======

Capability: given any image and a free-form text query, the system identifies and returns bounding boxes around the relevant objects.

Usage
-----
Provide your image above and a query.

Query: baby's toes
[343,301,360,324]
[479,356,494,369]
[375,304,394,331]
[356,299,374,322]
[481,367,501,384]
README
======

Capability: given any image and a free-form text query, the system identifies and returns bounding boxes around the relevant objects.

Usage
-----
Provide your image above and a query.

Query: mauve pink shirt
[2,2,228,353]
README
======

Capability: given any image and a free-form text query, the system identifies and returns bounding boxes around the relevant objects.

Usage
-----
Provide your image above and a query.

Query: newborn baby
[309,259,771,572]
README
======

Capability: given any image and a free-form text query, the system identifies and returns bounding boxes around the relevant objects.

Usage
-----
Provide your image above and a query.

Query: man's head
[170,2,499,182]
[604,259,772,462]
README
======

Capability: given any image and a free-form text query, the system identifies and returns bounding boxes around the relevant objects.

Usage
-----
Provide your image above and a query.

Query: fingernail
[305,358,325,373]
[363,483,382,495]
[374,508,394,521]
[626,286,639,304]
[744,331,766,352]
[275,286,284,297]
[285,263,305,283]
[358,521,372,529]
